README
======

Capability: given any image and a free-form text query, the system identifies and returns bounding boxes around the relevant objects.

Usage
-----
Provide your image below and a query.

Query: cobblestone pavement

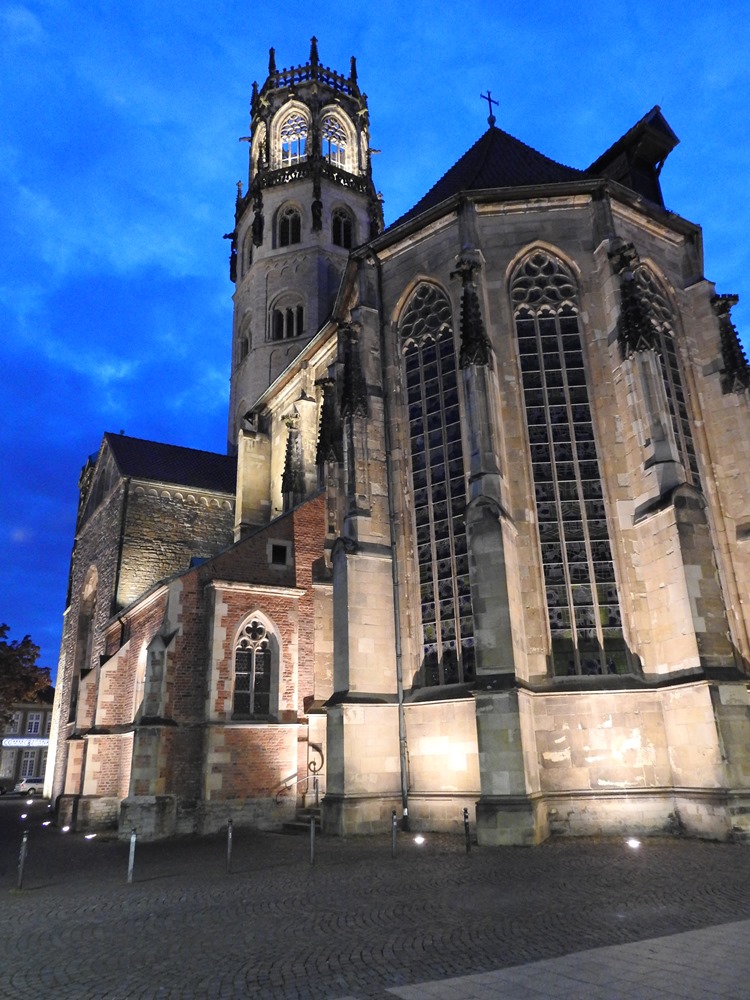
[2,798,750,999]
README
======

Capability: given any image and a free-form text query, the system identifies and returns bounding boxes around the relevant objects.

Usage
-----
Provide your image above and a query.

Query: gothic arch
[509,248,630,677]
[505,242,583,294]
[269,101,310,170]
[623,258,701,488]
[231,612,281,719]
[398,280,475,687]
[251,121,267,176]
[274,201,304,248]
[394,279,455,340]
[319,105,357,172]
[236,313,252,365]
[331,203,355,248]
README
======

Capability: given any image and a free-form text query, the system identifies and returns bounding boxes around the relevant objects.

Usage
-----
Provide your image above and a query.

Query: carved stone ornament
[281,414,305,498]
[315,377,343,464]
[608,240,657,357]
[712,293,750,393]
[339,323,369,418]
[451,252,491,368]
[331,535,359,559]
[251,188,264,246]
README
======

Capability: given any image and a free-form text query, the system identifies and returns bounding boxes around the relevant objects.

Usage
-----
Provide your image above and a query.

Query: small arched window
[233,618,275,717]
[279,112,308,167]
[278,205,302,247]
[332,207,354,249]
[270,297,304,341]
[322,114,347,168]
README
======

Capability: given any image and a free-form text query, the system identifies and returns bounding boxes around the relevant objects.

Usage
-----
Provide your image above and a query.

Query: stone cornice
[207,580,306,599]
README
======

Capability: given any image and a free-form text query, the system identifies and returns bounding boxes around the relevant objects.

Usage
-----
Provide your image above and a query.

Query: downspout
[369,250,410,830]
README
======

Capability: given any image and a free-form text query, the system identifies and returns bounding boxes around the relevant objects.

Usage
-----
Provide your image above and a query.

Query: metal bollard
[391,810,398,859]
[17,830,29,890]
[463,807,471,854]
[127,827,137,884]
[226,818,233,874]
[310,814,316,866]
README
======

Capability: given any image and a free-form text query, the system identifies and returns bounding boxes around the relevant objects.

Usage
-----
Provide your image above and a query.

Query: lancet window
[278,205,302,247]
[511,250,628,676]
[332,207,353,248]
[233,618,274,717]
[401,283,475,687]
[634,266,699,484]
[322,114,347,168]
[279,112,307,166]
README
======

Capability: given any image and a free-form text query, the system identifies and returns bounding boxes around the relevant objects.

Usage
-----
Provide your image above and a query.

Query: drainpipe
[368,250,410,830]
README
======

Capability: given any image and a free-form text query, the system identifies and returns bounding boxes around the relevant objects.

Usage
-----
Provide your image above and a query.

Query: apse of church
[48,41,750,845]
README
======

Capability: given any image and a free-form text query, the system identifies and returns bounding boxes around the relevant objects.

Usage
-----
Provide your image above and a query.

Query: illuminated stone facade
[50,42,750,843]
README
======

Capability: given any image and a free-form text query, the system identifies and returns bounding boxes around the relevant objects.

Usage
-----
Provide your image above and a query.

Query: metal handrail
[273,771,305,804]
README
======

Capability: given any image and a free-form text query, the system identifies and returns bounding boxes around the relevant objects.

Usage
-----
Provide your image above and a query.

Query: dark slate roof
[391,125,583,227]
[104,433,236,494]
[586,105,678,176]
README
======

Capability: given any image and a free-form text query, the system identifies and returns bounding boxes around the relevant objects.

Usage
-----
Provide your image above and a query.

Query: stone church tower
[227,38,383,441]
[47,44,750,846]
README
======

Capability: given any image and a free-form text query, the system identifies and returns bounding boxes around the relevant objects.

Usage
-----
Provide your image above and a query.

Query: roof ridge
[104,431,229,460]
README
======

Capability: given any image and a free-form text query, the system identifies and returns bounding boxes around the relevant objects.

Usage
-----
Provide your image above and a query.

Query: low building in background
[1,687,55,791]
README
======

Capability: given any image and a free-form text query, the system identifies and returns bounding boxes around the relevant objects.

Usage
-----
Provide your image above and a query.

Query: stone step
[280,808,321,835]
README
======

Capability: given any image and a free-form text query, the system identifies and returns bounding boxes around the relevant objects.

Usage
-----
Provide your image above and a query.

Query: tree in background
[0,624,52,722]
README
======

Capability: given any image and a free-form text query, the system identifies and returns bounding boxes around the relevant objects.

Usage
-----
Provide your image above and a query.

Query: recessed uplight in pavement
[85,833,97,840]
[414,835,425,846]
[626,838,641,849]
[61,825,70,833]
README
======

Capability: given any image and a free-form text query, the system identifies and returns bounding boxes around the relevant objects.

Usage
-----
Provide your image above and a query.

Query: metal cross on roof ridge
[480,90,498,127]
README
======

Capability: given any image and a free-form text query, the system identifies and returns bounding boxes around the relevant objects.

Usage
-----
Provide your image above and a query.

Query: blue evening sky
[2,1,749,681]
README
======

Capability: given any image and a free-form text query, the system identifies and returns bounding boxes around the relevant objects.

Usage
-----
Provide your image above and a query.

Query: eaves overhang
[357,177,700,261]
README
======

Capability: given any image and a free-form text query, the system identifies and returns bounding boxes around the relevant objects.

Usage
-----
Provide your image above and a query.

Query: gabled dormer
[586,106,679,208]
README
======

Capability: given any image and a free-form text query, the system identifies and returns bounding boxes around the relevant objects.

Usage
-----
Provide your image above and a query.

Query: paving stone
[2,800,750,998]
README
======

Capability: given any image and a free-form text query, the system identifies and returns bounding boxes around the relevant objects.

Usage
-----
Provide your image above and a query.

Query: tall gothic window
[279,112,307,166]
[278,205,302,247]
[634,266,700,485]
[233,618,274,717]
[401,283,475,687]
[322,114,347,168]
[332,207,353,248]
[511,250,628,677]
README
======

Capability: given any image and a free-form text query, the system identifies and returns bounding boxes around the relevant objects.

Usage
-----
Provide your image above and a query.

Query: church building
[47,41,750,844]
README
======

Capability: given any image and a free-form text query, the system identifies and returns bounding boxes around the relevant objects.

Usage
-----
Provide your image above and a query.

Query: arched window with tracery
[511,249,629,677]
[322,114,347,168]
[279,111,307,167]
[633,266,700,485]
[401,283,475,687]
[233,617,276,717]
[278,205,302,247]
[332,207,354,249]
